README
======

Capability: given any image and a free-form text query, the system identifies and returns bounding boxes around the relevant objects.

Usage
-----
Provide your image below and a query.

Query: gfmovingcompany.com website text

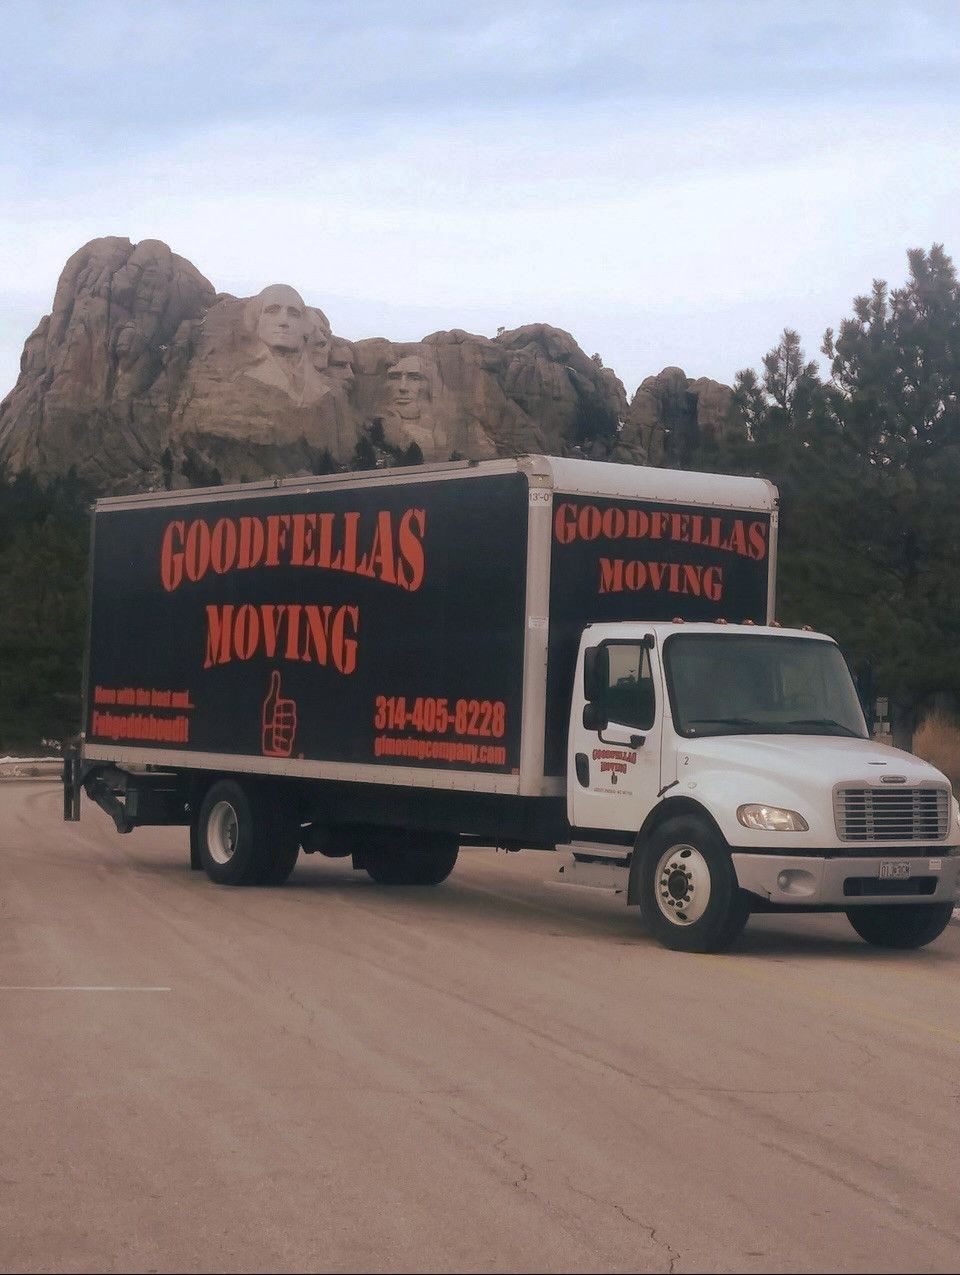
[374,736,507,767]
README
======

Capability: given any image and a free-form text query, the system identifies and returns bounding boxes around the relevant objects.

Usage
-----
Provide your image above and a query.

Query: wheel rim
[207,800,240,865]
[654,842,711,926]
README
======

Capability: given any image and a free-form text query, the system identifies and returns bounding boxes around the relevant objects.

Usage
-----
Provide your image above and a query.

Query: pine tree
[0,467,93,751]
[696,250,960,751]
[820,246,960,747]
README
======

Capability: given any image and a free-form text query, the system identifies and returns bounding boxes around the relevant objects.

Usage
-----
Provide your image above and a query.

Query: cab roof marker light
[715,618,728,625]
[742,619,755,625]
[672,616,685,623]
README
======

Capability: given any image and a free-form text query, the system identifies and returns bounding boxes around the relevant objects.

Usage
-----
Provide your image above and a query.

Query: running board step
[555,849,630,892]
[556,841,632,867]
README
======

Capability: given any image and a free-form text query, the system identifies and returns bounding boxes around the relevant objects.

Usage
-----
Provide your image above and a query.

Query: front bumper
[731,849,960,908]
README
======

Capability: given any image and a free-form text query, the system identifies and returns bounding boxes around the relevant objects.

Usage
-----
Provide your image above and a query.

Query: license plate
[879,860,911,880]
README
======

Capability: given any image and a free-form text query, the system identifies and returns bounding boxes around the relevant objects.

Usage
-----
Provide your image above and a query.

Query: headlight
[737,804,809,832]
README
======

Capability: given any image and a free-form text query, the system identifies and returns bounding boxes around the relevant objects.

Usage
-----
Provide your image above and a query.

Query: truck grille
[834,785,949,842]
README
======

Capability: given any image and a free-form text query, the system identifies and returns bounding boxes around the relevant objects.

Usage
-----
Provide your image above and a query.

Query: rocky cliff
[622,366,740,467]
[0,238,216,487]
[0,237,742,490]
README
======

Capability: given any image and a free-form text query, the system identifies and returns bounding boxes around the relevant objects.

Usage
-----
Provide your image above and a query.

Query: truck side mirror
[583,645,609,732]
[855,658,875,732]
[582,701,608,732]
[583,645,608,704]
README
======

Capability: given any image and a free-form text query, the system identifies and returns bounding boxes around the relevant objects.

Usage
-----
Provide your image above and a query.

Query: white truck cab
[566,620,960,951]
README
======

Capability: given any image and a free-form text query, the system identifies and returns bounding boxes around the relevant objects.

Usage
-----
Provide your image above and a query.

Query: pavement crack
[447,1106,536,1197]
[495,1133,531,1191]
[563,1179,681,1272]
[827,1027,879,1064]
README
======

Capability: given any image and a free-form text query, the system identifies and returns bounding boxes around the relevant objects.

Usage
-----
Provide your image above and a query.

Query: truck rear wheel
[189,821,203,871]
[846,902,954,949]
[363,832,459,886]
[254,797,300,886]
[197,780,299,887]
[636,816,750,953]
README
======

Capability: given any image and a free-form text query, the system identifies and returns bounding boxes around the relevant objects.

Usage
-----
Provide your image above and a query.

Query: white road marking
[0,985,171,992]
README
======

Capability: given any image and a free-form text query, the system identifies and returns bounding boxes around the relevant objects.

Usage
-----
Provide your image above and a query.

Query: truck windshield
[664,633,868,739]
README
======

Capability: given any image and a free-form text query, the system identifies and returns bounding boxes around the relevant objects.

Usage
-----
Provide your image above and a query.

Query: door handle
[575,752,589,787]
[598,730,646,748]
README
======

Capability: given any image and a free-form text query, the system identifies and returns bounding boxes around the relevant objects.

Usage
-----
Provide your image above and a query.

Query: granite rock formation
[0,238,216,487]
[620,366,739,467]
[0,236,739,491]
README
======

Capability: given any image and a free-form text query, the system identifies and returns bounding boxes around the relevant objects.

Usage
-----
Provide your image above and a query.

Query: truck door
[569,638,664,832]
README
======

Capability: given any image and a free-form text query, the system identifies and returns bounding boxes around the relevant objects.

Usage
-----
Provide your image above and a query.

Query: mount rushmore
[0,237,742,491]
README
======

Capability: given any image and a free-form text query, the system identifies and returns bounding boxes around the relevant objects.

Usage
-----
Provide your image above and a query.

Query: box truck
[64,456,960,951]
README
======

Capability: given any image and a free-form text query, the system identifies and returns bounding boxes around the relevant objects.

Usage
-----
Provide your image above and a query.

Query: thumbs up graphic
[262,670,297,758]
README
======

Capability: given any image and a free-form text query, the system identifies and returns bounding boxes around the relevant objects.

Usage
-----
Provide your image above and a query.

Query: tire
[189,820,203,870]
[846,902,954,950]
[196,780,299,887]
[635,815,750,953]
[254,795,300,886]
[363,831,459,886]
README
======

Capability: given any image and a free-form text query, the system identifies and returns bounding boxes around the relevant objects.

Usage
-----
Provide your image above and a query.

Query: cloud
[1,2,958,398]
[4,1,959,147]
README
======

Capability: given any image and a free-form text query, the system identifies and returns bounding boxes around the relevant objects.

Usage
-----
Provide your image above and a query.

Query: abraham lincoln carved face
[386,355,428,421]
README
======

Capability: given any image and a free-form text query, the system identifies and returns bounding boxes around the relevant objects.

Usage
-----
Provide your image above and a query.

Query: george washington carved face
[254,284,313,353]
[238,284,334,408]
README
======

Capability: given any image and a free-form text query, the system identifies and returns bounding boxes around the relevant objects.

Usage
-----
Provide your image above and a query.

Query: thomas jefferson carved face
[386,355,428,420]
[255,284,312,353]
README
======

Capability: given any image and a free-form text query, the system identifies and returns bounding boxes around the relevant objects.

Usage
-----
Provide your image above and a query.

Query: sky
[2,0,959,401]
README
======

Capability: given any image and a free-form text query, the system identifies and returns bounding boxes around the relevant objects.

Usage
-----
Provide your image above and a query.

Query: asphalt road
[2,781,960,1274]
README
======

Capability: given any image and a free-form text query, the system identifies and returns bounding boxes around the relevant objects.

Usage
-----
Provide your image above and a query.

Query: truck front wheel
[363,832,459,886]
[846,902,954,949]
[197,780,299,887]
[636,816,750,953]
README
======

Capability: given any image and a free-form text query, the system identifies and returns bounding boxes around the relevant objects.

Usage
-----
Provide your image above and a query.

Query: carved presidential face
[255,284,311,353]
[386,355,428,420]
[113,323,143,368]
[324,343,355,398]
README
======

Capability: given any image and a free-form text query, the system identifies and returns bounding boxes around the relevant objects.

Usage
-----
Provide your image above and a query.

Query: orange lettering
[160,521,185,592]
[397,508,426,591]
